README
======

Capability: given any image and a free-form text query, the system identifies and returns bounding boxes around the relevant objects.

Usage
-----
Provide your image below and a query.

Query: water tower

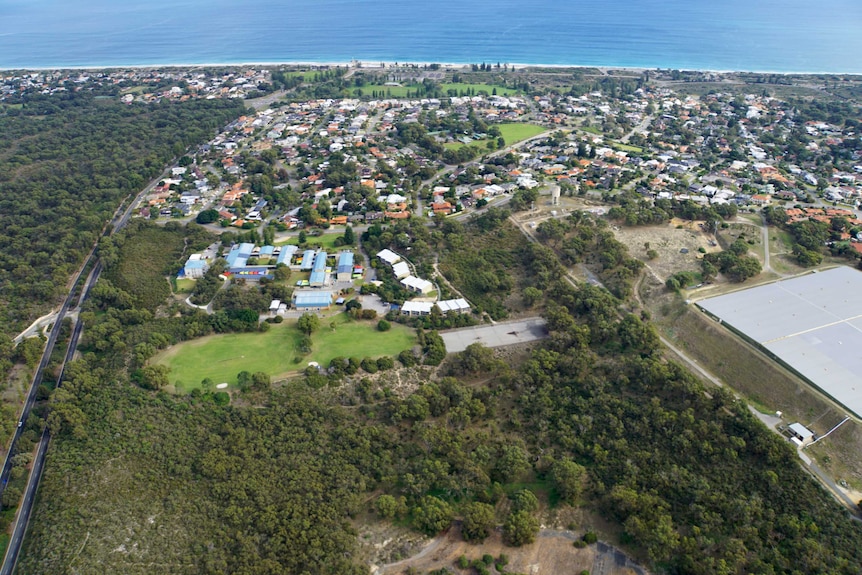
[551,185,561,206]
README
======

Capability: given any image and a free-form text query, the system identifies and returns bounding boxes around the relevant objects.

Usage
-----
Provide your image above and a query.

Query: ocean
[1,0,861,73]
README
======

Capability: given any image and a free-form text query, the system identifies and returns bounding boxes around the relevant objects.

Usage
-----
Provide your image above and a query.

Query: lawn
[275,233,346,250]
[444,138,495,152]
[152,313,415,392]
[444,123,546,152]
[611,142,644,154]
[359,84,414,98]
[497,123,547,145]
[174,278,196,293]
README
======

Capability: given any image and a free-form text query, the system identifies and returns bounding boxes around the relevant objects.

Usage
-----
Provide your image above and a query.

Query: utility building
[377,249,401,266]
[436,298,471,314]
[401,275,434,294]
[401,301,434,316]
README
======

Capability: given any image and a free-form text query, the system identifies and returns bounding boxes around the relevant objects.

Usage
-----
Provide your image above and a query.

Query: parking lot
[441,317,548,353]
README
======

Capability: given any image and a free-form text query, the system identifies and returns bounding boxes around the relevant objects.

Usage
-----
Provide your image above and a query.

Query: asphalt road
[0,308,88,575]
[440,317,548,353]
[0,161,153,573]
[0,429,49,575]
[0,168,127,503]
[0,268,81,497]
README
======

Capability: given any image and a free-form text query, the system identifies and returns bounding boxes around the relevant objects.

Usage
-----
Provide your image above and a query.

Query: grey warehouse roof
[697,266,862,417]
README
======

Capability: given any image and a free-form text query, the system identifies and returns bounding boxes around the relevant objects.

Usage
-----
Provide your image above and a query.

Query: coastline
[1,59,858,77]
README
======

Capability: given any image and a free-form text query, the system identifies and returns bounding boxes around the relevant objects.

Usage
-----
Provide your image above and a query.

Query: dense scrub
[0,93,246,337]
[438,209,528,319]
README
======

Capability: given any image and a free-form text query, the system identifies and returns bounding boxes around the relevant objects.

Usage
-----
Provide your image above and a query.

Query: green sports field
[445,123,547,152]
[152,314,415,392]
[497,123,547,144]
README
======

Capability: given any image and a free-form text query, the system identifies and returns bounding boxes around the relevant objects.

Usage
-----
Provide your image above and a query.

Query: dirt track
[374,526,647,575]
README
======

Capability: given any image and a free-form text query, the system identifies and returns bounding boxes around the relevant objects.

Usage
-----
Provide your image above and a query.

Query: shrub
[503,510,538,547]
[461,502,496,543]
[375,494,407,519]
[376,356,395,371]
[412,495,453,535]
[377,319,391,331]
[399,349,417,367]
[509,489,538,513]
[361,357,379,373]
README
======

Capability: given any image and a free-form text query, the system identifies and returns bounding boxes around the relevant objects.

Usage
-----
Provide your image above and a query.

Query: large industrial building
[697,266,862,417]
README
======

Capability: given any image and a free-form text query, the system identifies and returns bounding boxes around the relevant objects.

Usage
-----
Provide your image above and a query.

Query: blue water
[1,0,861,73]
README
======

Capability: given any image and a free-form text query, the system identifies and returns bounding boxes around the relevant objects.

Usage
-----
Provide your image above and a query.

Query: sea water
[1,0,861,72]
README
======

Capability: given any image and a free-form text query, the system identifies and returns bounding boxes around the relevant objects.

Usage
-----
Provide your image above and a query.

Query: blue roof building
[277,245,298,265]
[300,250,316,270]
[237,243,255,257]
[183,259,209,279]
[292,290,334,310]
[260,245,275,256]
[336,251,354,281]
[312,252,328,272]
[309,251,328,286]
[225,249,242,267]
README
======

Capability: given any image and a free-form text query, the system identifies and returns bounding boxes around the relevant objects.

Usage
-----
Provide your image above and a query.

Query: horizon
[2,0,861,74]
